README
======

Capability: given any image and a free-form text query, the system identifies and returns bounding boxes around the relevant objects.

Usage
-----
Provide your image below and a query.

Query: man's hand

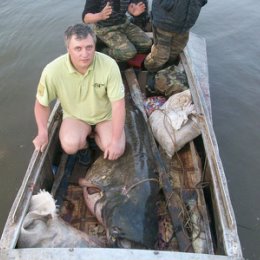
[128,2,146,16]
[100,2,113,20]
[33,131,48,152]
[103,141,125,160]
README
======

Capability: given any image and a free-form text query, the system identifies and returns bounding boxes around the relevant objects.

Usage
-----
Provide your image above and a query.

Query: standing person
[33,24,126,161]
[144,0,207,72]
[82,0,152,62]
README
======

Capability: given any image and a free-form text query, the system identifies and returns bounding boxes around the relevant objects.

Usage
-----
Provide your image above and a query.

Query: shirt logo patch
[94,83,105,88]
[37,84,45,96]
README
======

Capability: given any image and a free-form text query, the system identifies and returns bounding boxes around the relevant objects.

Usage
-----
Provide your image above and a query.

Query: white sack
[149,90,201,157]
[18,190,104,248]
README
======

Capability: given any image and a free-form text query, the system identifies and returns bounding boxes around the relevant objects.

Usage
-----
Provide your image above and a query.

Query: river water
[0,0,259,259]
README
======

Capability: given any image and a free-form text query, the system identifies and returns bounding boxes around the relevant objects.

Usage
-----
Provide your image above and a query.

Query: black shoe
[77,148,92,167]
[145,71,157,96]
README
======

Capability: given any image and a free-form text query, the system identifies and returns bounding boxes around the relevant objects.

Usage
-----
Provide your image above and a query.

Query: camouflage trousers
[94,19,152,62]
[144,26,189,72]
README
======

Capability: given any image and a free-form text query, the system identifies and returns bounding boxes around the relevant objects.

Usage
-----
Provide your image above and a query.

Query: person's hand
[128,2,146,16]
[33,132,48,152]
[100,2,113,20]
[103,141,125,160]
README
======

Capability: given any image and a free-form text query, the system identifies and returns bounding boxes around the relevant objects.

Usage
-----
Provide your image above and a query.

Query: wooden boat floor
[59,184,107,242]
[56,156,107,242]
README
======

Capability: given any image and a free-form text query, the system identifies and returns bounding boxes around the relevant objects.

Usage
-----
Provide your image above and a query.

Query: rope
[122,178,159,195]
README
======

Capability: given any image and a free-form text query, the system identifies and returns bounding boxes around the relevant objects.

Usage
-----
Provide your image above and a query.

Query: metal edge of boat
[181,32,243,257]
[0,33,244,260]
[0,101,61,250]
[0,247,244,260]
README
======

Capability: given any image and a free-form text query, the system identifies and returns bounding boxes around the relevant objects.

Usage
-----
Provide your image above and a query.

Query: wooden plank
[189,141,214,254]
[158,140,214,254]
[51,153,69,196]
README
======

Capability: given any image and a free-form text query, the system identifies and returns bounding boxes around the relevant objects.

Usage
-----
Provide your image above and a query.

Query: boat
[0,33,244,260]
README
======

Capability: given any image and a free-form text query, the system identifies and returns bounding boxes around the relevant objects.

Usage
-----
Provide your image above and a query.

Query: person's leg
[59,118,92,154]
[94,120,125,157]
[144,26,172,72]
[169,31,189,63]
[124,21,152,53]
[94,24,136,62]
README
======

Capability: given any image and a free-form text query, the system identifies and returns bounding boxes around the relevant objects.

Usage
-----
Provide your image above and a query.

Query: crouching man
[33,23,125,161]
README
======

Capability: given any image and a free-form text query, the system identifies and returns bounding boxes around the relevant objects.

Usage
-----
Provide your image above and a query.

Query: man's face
[67,34,96,74]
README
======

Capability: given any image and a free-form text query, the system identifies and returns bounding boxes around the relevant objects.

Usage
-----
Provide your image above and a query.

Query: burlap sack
[149,90,201,157]
[149,113,201,157]
[18,190,104,248]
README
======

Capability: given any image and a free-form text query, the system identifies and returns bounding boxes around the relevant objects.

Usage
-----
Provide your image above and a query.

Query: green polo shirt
[36,52,124,125]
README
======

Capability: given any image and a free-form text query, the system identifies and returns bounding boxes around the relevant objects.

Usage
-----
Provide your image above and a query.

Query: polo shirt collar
[65,53,96,75]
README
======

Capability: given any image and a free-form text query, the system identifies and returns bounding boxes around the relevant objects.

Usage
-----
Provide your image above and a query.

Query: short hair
[64,23,97,47]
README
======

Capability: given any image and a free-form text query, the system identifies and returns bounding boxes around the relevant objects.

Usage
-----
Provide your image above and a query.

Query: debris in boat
[186,198,207,253]
[146,64,188,97]
[149,89,201,157]
[143,96,166,116]
[79,96,160,249]
[156,197,178,251]
[158,144,211,254]
[18,190,104,248]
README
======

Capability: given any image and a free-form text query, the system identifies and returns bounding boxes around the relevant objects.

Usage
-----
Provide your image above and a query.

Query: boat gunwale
[0,101,61,249]
[0,248,245,260]
[180,34,242,257]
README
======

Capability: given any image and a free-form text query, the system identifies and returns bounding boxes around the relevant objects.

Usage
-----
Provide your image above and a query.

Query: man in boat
[33,23,126,161]
[82,0,152,62]
[144,0,207,72]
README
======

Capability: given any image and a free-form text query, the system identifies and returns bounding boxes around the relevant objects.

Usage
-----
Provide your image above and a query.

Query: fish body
[80,96,159,248]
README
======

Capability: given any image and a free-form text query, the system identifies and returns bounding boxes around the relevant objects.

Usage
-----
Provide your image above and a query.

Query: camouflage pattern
[154,65,188,96]
[94,19,152,62]
[146,65,188,97]
[144,26,189,72]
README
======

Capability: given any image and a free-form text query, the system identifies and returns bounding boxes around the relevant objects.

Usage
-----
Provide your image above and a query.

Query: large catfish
[79,94,159,249]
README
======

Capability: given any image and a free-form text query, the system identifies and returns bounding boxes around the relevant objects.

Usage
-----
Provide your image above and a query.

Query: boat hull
[0,33,243,260]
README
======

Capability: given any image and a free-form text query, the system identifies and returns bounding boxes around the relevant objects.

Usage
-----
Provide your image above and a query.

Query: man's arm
[83,2,112,24]
[104,98,126,160]
[111,98,125,143]
[32,99,50,152]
